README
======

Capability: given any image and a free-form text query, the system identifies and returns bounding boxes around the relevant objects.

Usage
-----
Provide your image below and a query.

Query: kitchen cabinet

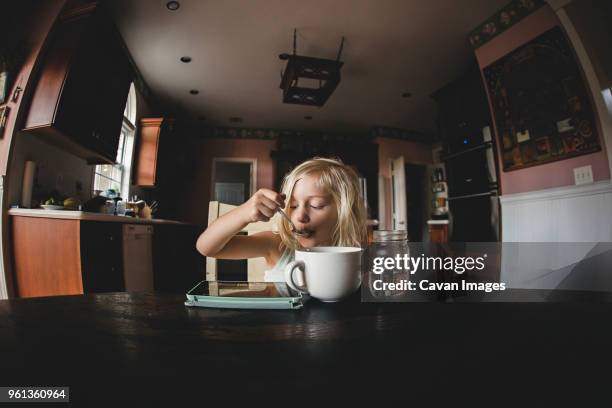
[22,3,132,164]
[134,118,169,186]
[132,118,196,221]
[11,217,124,297]
[80,221,125,293]
[132,117,191,193]
[10,212,204,297]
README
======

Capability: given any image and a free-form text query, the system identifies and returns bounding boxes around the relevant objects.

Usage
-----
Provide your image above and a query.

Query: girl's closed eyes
[289,201,328,210]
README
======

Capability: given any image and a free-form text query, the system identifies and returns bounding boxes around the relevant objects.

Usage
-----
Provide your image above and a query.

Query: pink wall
[376,137,433,178]
[475,5,610,195]
[179,138,276,226]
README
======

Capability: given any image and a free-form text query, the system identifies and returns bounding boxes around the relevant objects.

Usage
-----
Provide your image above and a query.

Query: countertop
[8,208,194,225]
[1,291,610,405]
[427,219,449,225]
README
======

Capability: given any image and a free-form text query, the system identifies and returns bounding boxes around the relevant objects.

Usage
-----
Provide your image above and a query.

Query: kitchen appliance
[122,224,154,291]
[443,127,499,242]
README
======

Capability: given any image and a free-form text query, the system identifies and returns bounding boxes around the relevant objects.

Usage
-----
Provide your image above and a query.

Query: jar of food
[365,230,409,298]
[103,200,115,215]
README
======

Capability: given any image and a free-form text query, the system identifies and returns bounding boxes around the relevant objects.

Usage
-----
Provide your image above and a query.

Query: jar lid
[373,230,408,242]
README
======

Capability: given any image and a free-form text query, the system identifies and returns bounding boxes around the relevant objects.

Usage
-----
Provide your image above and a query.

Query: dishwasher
[122,224,154,292]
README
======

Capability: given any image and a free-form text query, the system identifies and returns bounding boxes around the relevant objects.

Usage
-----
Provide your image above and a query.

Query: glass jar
[366,230,409,298]
[103,200,115,215]
[116,199,126,216]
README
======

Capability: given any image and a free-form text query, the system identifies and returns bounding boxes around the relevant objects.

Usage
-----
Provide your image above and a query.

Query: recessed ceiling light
[189,89,199,95]
[304,116,313,120]
[401,92,412,98]
[180,56,191,63]
[166,1,180,11]
[229,117,243,123]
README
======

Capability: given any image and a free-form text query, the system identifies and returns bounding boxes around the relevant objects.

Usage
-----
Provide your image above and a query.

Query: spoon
[276,208,312,237]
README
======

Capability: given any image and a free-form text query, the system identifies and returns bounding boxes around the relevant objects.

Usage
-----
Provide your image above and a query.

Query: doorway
[211,158,256,205]
[390,157,427,240]
[404,163,426,241]
[210,159,256,281]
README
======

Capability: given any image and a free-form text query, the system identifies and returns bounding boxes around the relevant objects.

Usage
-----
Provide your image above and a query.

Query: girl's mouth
[295,228,315,238]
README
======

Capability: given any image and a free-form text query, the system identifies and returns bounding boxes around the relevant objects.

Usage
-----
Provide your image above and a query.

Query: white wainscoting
[499,181,612,291]
[499,180,612,242]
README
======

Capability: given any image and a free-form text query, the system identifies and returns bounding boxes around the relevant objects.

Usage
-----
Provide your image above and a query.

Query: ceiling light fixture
[166,1,180,11]
[402,92,412,98]
[180,56,191,63]
[189,89,199,95]
[279,29,345,107]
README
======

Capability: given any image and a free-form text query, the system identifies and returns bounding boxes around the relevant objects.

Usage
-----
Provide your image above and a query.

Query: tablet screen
[190,281,297,298]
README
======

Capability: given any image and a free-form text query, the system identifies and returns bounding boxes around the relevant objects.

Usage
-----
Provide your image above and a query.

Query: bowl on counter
[41,205,66,210]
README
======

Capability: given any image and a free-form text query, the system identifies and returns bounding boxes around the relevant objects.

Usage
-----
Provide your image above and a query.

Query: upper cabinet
[133,118,164,186]
[23,3,133,164]
[133,118,179,187]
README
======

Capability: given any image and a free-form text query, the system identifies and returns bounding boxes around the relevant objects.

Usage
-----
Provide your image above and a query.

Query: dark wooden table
[1,291,611,406]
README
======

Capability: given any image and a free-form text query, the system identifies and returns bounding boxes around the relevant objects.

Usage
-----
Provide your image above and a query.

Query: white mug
[284,247,363,302]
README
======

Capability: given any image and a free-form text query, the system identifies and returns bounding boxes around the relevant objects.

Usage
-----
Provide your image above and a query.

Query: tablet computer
[184,281,306,310]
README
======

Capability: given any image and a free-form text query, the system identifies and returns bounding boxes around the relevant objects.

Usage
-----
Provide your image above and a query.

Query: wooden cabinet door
[80,221,125,293]
[134,118,164,186]
[12,217,83,298]
[90,19,132,160]
[23,4,132,164]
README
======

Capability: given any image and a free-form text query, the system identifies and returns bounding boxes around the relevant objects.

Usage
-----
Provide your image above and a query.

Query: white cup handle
[284,260,308,293]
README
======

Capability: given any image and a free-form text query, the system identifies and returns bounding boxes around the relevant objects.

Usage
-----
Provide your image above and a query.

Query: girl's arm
[195,189,285,259]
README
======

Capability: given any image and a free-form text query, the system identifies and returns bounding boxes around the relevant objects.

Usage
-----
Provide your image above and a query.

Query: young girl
[196,157,367,282]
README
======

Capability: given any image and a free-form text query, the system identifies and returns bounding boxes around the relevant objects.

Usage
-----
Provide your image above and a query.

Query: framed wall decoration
[484,26,601,171]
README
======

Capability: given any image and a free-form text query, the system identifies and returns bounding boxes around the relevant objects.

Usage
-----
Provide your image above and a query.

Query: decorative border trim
[370,126,434,144]
[200,125,435,144]
[202,127,285,140]
[499,180,612,204]
[469,0,546,49]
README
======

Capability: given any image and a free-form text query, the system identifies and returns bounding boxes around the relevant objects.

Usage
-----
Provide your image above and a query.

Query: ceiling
[107,0,507,136]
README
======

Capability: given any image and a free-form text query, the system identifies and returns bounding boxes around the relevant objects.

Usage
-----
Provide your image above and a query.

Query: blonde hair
[276,157,367,250]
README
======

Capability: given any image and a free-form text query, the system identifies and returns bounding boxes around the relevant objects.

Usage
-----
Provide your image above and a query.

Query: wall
[375,137,433,230]
[178,138,276,226]
[474,4,611,195]
[7,134,94,206]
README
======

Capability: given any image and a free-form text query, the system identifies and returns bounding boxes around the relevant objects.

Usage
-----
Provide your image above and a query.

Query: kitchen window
[93,83,137,199]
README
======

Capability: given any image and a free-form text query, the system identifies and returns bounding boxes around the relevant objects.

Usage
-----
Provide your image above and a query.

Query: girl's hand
[240,189,286,223]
